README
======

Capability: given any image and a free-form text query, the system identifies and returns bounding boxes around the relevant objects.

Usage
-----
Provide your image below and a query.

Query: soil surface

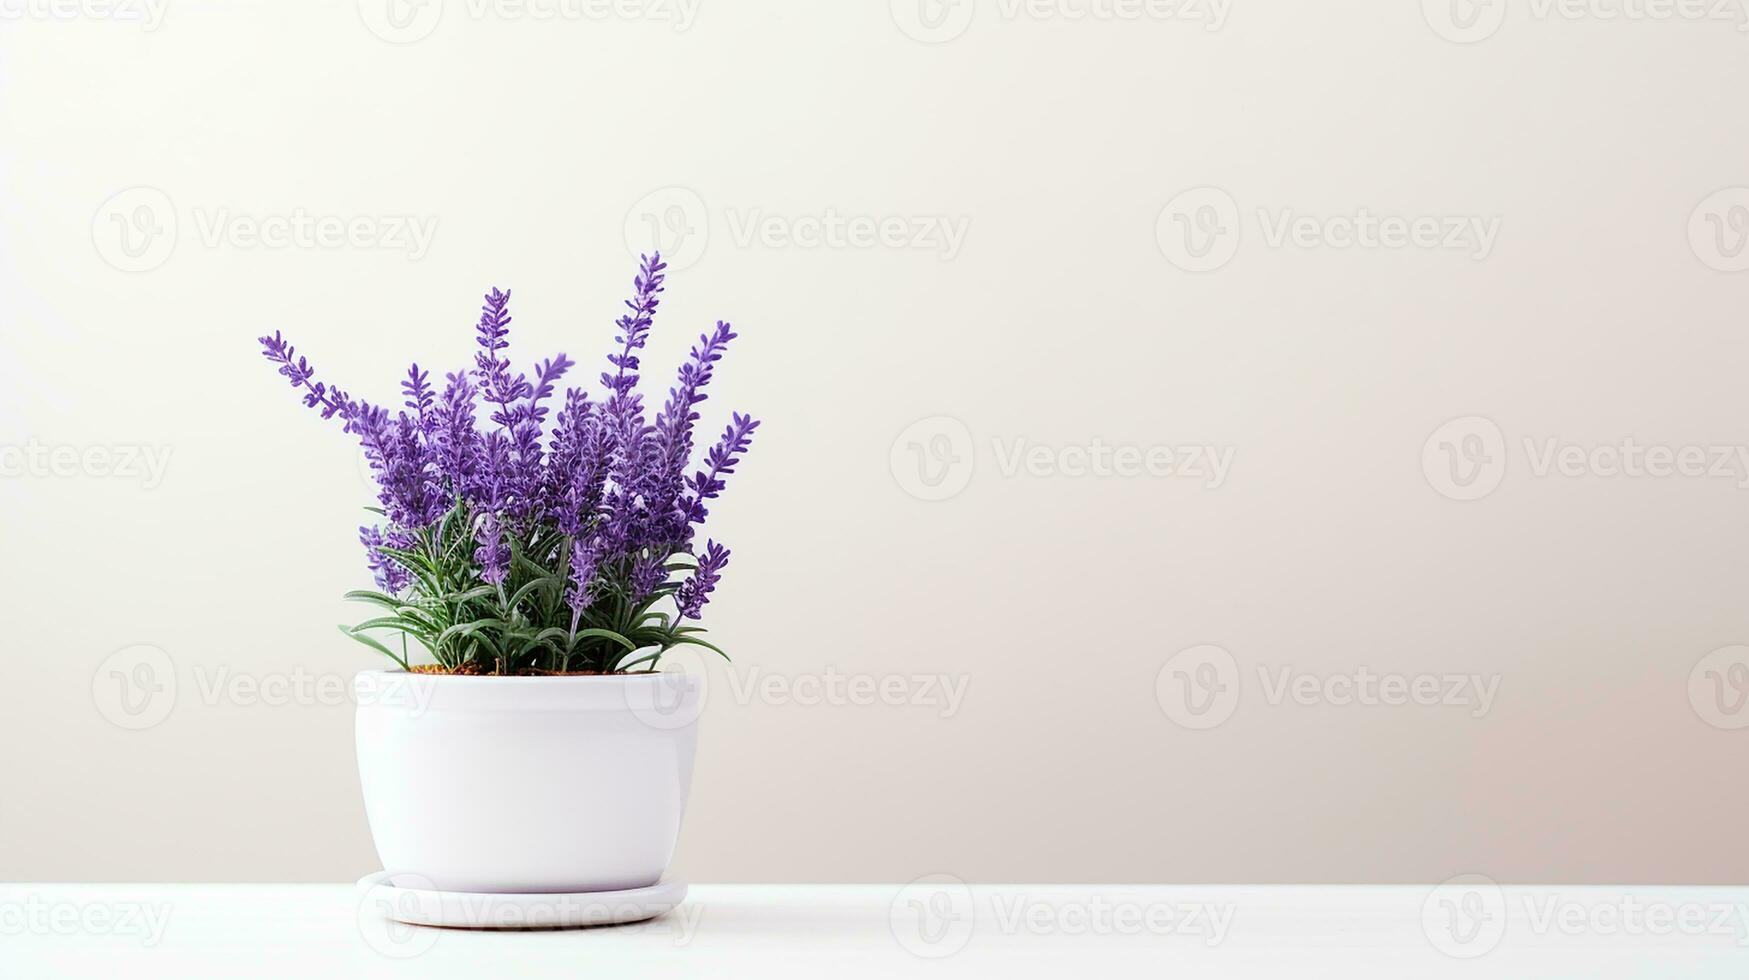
[406,664,630,677]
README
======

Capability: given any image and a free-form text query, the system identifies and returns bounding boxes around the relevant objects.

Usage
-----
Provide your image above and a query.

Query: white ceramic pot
[353,670,701,894]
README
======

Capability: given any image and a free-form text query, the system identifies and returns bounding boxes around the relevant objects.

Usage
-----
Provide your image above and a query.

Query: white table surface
[2,882,1745,978]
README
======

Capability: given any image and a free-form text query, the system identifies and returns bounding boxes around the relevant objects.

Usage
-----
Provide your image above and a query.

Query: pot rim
[355,668,692,682]
[353,667,701,714]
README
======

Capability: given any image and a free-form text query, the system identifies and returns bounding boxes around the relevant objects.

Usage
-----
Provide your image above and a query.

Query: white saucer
[356,872,689,930]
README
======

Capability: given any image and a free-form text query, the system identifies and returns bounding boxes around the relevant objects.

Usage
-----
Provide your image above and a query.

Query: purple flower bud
[566,538,599,613]
[360,525,410,594]
[676,540,730,620]
[474,513,509,586]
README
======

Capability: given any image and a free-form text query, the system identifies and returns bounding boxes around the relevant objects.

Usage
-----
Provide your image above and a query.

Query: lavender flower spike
[567,538,599,616]
[603,252,667,399]
[676,540,730,620]
[360,526,410,594]
[258,254,758,675]
[258,331,354,420]
[474,513,509,586]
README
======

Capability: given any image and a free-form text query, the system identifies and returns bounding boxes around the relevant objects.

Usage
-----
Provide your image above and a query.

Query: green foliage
[339,503,726,675]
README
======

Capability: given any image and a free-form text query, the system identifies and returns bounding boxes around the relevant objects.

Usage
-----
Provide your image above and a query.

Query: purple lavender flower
[260,251,759,674]
[474,288,531,425]
[474,513,509,586]
[259,331,354,420]
[682,412,760,536]
[402,365,435,433]
[603,253,666,399]
[546,389,609,536]
[433,372,480,493]
[676,540,730,620]
[360,525,410,594]
[566,538,599,614]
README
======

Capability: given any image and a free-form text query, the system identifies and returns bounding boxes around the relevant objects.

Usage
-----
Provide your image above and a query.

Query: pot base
[356,872,688,930]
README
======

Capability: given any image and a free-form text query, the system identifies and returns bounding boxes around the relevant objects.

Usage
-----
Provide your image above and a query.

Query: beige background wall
[4,0,1749,884]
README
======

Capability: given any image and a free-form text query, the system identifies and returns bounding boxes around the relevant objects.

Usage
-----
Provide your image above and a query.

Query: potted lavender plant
[258,254,757,901]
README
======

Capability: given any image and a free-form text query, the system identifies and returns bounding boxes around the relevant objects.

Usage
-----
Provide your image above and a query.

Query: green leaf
[513,553,555,579]
[338,625,410,670]
[664,634,730,662]
[436,619,507,647]
[571,627,638,653]
[507,577,557,611]
[352,616,434,637]
[344,590,405,612]
[613,650,663,672]
[443,585,497,604]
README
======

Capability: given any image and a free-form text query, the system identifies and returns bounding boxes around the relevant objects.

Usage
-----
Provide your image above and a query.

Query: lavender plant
[259,254,759,675]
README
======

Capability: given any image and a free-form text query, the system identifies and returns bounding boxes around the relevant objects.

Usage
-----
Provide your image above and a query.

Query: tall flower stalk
[258,254,759,674]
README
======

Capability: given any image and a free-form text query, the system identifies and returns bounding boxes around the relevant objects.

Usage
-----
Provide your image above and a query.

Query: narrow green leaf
[338,625,410,670]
